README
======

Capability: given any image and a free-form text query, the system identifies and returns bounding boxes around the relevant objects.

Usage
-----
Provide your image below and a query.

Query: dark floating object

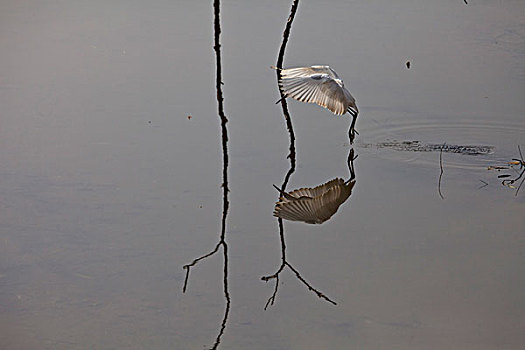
[488,166,509,170]
[371,140,493,156]
[187,115,192,120]
[493,145,525,196]
[406,61,411,69]
[273,178,355,224]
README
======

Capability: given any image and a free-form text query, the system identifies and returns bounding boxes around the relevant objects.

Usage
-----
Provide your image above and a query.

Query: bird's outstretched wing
[278,67,352,115]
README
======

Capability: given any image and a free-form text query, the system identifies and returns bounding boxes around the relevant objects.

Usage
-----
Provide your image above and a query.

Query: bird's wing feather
[318,80,348,115]
[279,66,331,78]
[279,68,351,115]
[274,197,319,224]
[287,178,345,199]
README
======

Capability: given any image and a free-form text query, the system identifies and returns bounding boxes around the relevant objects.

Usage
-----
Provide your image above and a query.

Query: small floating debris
[370,140,493,155]
[406,61,411,69]
[488,166,509,170]
[487,145,524,195]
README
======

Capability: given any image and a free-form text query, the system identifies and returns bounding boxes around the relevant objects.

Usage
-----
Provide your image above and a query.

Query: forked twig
[183,243,220,293]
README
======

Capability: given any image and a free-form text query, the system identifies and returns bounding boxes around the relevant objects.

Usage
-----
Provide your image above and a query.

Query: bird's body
[275,65,358,117]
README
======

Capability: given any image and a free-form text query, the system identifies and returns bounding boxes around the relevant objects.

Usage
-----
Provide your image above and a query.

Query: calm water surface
[1,0,524,349]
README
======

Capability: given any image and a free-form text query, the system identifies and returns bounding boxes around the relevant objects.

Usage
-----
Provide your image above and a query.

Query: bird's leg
[348,112,359,144]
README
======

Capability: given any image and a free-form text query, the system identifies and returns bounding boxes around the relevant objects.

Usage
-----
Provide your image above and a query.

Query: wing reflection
[274,146,357,225]
[273,178,355,224]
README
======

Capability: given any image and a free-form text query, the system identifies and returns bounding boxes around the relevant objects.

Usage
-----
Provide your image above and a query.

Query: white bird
[273,65,358,118]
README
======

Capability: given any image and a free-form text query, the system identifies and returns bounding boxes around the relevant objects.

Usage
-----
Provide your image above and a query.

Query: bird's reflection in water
[262,147,357,308]
[274,150,357,224]
[273,179,355,224]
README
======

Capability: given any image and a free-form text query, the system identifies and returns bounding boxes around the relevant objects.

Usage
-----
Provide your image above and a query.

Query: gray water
[1,0,524,349]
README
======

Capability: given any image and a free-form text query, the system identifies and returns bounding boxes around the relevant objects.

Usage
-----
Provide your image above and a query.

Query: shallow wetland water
[1,1,524,349]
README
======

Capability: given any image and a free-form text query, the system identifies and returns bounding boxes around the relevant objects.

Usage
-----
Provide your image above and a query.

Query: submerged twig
[438,143,445,199]
[182,1,230,348]
[501,145,525,196]
[487,145,525,196]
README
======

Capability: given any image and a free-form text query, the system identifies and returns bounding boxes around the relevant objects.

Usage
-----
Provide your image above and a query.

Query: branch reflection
[182,1,230,349]
[262,0,360,310]
[262,146,357,309]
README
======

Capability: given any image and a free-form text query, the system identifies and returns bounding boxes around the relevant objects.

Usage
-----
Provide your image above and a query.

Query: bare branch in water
[182,0,230,348]
[438,144,445,199]
[262,0,338,309]
[183,243,220,293]
[286,262,337,305]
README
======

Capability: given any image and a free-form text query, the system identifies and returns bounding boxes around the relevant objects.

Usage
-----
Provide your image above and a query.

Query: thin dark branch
[210,243,230,350]
[438,144,445,199]
[286,262,337,305]
[515,175,525,196]
[183,243,221,293]
[182,0,230,348]
[263,275,280,310]
[275,0,299,184]
[276,0,300,75]
[261,217,288,308]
